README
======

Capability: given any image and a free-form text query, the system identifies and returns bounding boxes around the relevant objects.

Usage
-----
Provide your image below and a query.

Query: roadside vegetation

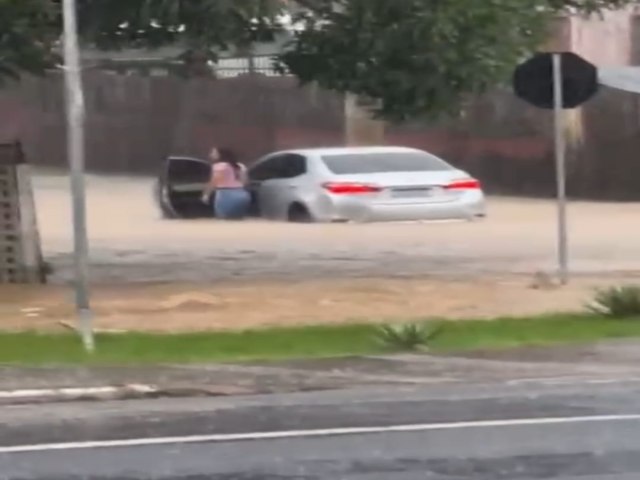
[3,313,640,366]
[375,323,442,351]
[2,286,639,365]
[587,285,640,318]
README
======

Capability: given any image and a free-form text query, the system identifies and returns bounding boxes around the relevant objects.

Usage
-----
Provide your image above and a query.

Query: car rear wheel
[287,203,313,223]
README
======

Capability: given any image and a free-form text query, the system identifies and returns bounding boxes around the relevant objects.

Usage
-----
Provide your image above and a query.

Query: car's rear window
[321,152,453,175]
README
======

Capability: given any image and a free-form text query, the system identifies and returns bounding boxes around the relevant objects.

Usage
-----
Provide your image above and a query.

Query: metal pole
[552,53,569,285]
[62,0,94,351]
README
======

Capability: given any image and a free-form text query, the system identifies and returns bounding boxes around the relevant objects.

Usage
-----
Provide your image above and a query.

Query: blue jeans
[214,188,251,220]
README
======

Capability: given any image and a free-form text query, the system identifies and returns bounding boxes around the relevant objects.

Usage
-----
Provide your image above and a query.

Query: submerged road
[3,380,640,479]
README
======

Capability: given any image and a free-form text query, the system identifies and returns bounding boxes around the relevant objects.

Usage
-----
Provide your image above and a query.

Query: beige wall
[568,8,633,66]
[547,9,633,66]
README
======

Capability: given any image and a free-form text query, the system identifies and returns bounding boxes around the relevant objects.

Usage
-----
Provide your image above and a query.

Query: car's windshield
[321,151,454,175]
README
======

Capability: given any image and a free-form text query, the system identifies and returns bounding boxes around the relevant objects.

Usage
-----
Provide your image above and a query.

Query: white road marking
[2,414,640,454]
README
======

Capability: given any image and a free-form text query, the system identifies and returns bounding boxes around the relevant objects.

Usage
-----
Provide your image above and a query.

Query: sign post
[513,51,598,285]
[552,54,569,285]
[62,0,94,352]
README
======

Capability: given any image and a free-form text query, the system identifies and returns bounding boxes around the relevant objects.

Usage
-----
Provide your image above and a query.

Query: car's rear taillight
[322,182,382,195]
[445,178,481,190]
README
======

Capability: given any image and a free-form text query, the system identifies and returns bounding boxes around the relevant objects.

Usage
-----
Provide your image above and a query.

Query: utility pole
[62,0,94,352]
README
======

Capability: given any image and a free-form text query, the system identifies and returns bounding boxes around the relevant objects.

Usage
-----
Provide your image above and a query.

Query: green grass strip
[2,314,640,365]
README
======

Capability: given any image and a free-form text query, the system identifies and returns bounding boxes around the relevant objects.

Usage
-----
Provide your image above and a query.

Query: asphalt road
[3,380,640,479]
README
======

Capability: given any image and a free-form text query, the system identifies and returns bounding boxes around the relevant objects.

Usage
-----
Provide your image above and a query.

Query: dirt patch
[0,276,616,332]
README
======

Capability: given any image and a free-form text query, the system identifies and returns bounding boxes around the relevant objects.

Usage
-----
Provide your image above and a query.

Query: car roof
[271,146,426,157]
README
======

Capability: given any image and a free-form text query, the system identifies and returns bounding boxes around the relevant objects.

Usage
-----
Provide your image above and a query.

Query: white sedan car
[155,146,486,223]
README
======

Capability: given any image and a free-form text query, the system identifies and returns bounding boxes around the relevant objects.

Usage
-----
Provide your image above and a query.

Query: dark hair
[217,147,242,179]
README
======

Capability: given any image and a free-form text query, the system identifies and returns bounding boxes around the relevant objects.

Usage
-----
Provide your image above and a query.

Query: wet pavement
[3,377,640,479]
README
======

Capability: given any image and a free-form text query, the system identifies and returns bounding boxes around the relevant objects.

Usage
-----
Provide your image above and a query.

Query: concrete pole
[344,94,386,146]
[62,0,95,352]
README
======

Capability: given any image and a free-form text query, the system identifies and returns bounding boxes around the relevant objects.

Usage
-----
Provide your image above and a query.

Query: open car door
[157,156,211,218]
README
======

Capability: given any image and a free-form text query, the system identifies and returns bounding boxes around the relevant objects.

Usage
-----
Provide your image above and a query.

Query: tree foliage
[76,0,286,75]
[547,0,634,12]
[0,0,59,84]
[0,0,635,118]
[0,0,287,82]
[76,0,285,53]
[280,0,635,121]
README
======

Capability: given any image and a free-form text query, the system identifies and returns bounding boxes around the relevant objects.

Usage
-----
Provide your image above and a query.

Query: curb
[0,384,256,406]
[0,385,158,405]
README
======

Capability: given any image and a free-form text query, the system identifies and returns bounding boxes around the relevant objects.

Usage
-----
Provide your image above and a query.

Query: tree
[76,0,286,75]
[0,0,634,116]
[280,0,635,121]
[547,0,633,11]
[77,0,284,48]
[0,0,287,81]
[0,0,60,84]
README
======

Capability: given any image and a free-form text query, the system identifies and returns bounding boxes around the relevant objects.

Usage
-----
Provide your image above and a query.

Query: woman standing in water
[202,147,251,220]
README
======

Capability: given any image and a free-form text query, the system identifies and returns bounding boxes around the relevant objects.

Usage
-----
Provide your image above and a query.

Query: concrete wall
[0,73,345,174]
[547,9,633,66]
[4,71,637,200]
[569,8,633,66]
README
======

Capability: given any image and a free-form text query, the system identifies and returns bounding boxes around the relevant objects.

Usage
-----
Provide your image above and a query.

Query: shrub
[375,322,440,351]
[588,286,640,318]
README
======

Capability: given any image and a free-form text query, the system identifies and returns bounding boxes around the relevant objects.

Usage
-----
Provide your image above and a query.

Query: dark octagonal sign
[513,52,599,109]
